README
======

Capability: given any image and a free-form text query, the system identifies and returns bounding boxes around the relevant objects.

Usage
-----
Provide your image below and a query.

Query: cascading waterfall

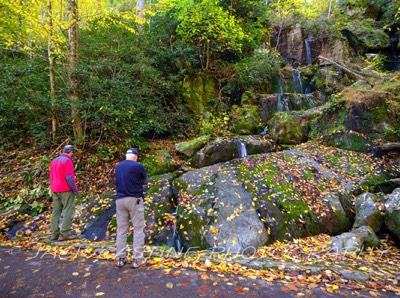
[305,37,313,65]
[235,139,247,158]
[304,87,314,108]
[277,93,284,112]
[305,94,314,108]
[283,96,290,111]
[294,94,302,107]
[293,68,315,109]
[292,69,303,94]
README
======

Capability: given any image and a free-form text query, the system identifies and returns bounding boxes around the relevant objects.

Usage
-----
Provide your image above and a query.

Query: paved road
[0,247,395,297]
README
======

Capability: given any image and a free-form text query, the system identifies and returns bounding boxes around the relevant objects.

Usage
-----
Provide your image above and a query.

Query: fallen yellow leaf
[205,259,211,267]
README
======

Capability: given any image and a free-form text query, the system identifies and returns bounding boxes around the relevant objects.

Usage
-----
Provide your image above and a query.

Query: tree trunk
[67,0,83,140]
[48,0,57,142]
[136,0,145,21]
[318,56,387,81]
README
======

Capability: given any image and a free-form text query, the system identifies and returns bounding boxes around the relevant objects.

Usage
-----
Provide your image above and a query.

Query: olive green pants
[50,191,75,237]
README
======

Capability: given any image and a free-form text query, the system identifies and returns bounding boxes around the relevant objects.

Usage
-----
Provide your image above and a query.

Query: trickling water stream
[235,139,247,158]
[305,37,313,65]
[292,69,304,94]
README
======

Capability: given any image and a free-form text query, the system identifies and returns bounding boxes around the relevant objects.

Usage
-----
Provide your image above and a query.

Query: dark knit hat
[63,145,75,153]
[126,148,139,155]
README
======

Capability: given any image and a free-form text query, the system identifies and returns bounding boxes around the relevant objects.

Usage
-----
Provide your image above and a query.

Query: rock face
[267,86,400,149]
[175,136,210,157]
[259,93,318,123]
[190,137,275,168]
[384,188,400,242]
[342,23,390,54]
[144,145,390,252]
[353,192,383,233]
[330,226,381,254]
[286,23,304,63]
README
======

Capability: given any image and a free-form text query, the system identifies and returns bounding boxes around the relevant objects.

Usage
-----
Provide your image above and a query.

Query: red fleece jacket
[49,153,78,193]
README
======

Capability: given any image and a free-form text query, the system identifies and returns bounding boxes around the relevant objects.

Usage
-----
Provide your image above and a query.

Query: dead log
[318,56,387,81]
[372,143,400,157]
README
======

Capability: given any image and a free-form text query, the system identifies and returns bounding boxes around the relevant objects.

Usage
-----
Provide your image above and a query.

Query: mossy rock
[175,136,210,157]
[142,150,180,176]
[342,20,390,53]
[241,91,258,105]
[229,104,260,135]
[177,210,208,249]
[323,132,374,153]
[268,112,308,145]
[313,67,348,96]
[182,75,218,115]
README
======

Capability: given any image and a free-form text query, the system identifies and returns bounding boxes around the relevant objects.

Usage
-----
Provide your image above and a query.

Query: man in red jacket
[49,145,79,241]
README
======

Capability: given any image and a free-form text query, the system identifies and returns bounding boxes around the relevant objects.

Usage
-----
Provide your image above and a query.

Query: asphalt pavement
[0,247,396,298]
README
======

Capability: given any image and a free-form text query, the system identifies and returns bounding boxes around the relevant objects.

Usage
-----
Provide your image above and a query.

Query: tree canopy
[0,0,399,148]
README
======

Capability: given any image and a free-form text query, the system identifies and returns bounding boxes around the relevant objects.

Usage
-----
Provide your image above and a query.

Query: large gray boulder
[384,188,400,241]
[205,169,268,254]
[353,192,383,232]
[330,226,381,254]
[190,137,275,168]
[172,164,269,254]
[144,174,176,246]
[191,138,247,168]
[175,136,210,157]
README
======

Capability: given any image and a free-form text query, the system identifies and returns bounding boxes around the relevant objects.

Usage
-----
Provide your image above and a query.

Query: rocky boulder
[175,136,210,157]
[190,137,275,168]
[353,192,383,232]
[267,109,322,145]
[145,173,176,247]
[342,21,390,54]
[150,145,390,252]
[142,150,180,176]
[384,188,400,241]
[330,225,381,254]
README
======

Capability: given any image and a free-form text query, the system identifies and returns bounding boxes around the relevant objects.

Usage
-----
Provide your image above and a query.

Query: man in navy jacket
[115,148,148,268]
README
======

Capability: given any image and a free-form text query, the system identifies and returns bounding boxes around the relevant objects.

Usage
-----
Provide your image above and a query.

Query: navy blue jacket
[115,160,148,199]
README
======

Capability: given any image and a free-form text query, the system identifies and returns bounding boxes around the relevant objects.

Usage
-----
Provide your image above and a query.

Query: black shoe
[49,234,59,241]
[58,234,77,241]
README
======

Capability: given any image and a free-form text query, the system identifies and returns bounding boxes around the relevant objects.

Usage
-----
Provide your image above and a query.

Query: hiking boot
[49,234,59,241]
[131,258,146,269]
[116,258,126,268]
[58,234,77,241]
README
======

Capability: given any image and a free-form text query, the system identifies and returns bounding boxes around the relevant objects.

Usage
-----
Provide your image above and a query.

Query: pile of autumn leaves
[1,227,400,295]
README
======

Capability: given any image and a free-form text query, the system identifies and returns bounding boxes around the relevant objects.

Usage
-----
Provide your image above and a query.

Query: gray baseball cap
[63,145,75,153]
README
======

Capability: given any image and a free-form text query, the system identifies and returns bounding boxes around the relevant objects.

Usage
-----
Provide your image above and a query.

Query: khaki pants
[115,196,145,260]
[50,191,75,237]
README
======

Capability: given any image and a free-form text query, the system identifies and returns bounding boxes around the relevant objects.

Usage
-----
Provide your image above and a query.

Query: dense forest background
[1,0,398,149]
